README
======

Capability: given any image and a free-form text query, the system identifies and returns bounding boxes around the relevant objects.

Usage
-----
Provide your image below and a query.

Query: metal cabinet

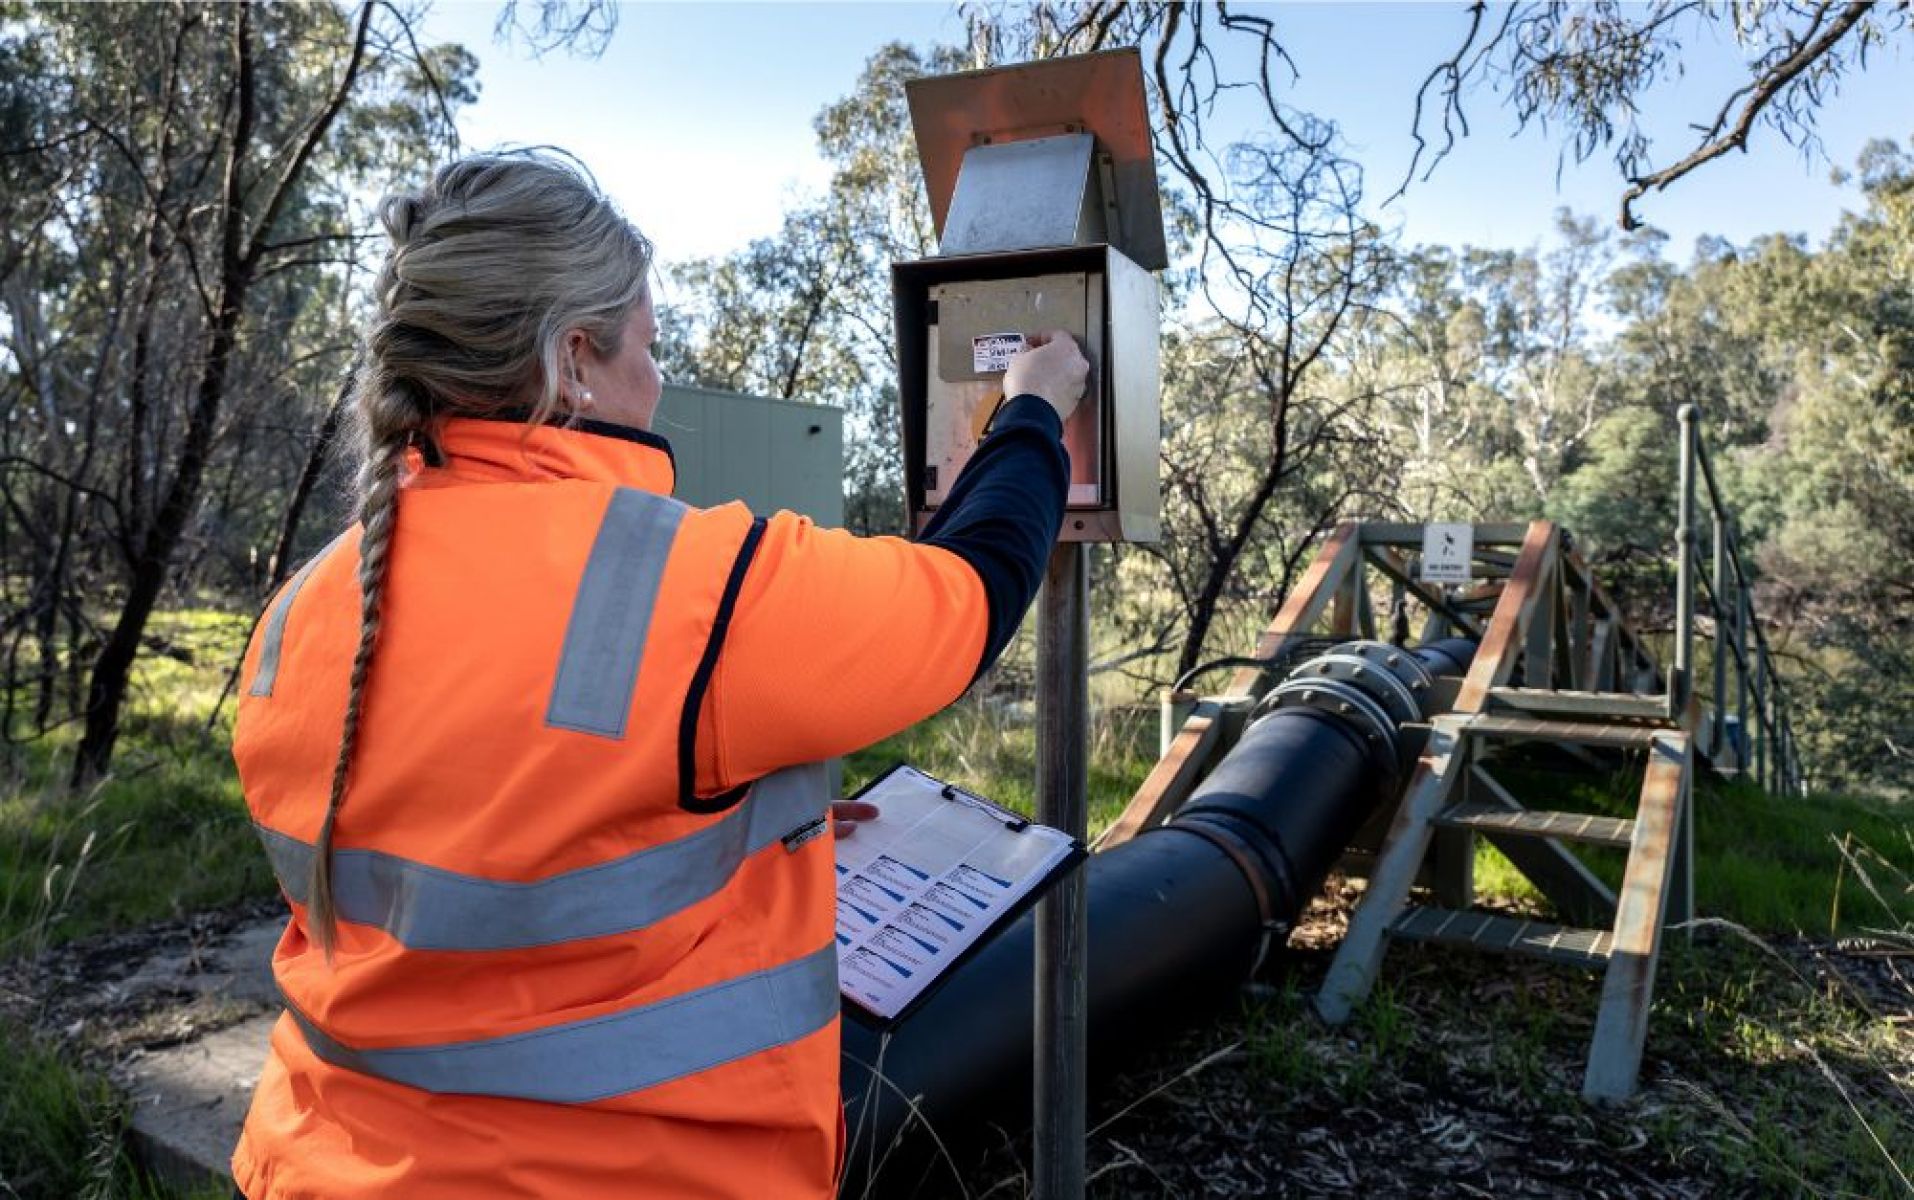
[650,384,844,527]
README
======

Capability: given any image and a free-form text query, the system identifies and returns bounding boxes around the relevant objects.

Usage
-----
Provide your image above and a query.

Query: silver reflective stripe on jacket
[546,487,688,738]
[253,764,830,951]
[248,531,350,698]
[283,942,839,1103]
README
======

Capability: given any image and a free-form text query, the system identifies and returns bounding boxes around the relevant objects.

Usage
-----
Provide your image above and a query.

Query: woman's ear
[560,328,591,399]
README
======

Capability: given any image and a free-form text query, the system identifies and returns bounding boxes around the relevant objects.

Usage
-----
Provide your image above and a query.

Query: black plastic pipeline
[839,638,1474,1193]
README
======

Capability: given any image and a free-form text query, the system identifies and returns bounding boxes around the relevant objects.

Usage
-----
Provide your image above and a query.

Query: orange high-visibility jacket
[231,416,991,1198]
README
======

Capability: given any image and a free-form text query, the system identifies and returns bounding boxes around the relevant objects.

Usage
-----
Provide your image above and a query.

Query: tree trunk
[72,3,260,784]
[267,385,349,584]
[1175,384,1293,680]
[72,0,375,782]
[75,285,253,780]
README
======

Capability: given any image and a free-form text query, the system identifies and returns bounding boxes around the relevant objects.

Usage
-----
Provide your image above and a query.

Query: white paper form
[834,765,1078,1021]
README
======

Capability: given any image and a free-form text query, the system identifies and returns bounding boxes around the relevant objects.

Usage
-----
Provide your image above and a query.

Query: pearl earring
[578,388,595,409]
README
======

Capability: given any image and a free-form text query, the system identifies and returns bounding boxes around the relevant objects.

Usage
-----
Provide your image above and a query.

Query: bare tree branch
[492,0,619,59]
[1618,0,1875,228]
[242,2,376,272]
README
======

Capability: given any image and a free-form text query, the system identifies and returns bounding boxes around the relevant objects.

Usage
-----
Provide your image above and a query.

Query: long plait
[300,152,654,956]
[306,426,408,959]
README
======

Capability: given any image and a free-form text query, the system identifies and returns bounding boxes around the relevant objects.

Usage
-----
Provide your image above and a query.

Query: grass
[0,754,269,961]
[872,705,1913,1197]
[1469,754,1914,936]
[1,608,269,963]
[0,1016,125,1198]
[1359,754,1914,1196]
[2,609,261,1200]
[1240,982,1317,1091]
[1089,892,1911,1197]
[845,691,1158,837]
[1626,934,1909,1194]
[0,1018,231,1200]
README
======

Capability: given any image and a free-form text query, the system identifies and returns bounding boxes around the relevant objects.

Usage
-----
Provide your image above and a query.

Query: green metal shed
[651,384,845,527]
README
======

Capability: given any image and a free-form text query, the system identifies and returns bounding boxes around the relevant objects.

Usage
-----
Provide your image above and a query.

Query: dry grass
[891,874,1913,1198]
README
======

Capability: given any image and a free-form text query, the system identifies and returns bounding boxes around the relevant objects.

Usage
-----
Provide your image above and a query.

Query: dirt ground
[0,898,283,1062]
[870,878,1914,1199]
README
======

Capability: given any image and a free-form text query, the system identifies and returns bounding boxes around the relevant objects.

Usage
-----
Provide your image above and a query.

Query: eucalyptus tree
[1739,141,1914,792]
[0,2,472,779]
[1403,0,1913,229]
[659,1,1913,725]
[1451,212,1625,505]
[1603,235,1784,444]
[660,43,968,536]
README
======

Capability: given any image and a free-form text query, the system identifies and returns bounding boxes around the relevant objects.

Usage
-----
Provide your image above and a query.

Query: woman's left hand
[831,800,879,839]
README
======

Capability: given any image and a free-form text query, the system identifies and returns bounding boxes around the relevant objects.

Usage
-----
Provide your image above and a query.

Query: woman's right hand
[1003,331,1088,424]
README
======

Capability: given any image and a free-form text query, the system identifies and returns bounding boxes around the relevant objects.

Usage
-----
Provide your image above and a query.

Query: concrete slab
[108,915,284,1190]
[117,916,282,1008]
[124,1013,274,1188]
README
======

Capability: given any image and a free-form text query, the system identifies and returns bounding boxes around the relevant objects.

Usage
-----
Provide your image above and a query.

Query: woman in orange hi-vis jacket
[229,152,1083,1198]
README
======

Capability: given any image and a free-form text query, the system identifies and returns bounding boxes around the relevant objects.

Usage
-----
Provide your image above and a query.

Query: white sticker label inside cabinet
[971,332,1026,373]
[1420,522,1474,584]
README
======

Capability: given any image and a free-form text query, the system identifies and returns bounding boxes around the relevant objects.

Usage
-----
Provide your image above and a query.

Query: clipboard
[834,762,1086,1030]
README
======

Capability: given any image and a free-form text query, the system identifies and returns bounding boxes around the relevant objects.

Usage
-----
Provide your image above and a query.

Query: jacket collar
[423,413,676,495]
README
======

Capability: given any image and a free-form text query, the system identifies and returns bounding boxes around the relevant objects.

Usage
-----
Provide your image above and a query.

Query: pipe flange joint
[1259,676,1398,758]
[1335,639,1438,703]
[1286,652,1421,726]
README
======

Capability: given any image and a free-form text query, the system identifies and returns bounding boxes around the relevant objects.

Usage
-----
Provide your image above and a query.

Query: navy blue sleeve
[918,393,1069,678]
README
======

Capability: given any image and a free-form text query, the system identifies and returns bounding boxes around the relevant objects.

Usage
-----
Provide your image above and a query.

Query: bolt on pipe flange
[1260,675,1399,761]
[1286,652,1421,725]
[1335,639,1439,702]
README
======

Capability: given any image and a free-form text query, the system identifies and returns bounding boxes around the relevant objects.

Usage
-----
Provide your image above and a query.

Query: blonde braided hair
[307,153,653,956]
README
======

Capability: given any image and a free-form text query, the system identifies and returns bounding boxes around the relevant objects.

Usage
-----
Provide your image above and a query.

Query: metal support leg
[1754,652,1768,792]
[1160,690,1196,758]
[1432,826,1474,910]
[1711,512,1728,760]
[1316,718,1466,1024]
[1672,406,1697,720]
[1523,557,1556,689]
[1736,577,1750,773]
[1585,733,1688,1101]
[1332,558,1363,638]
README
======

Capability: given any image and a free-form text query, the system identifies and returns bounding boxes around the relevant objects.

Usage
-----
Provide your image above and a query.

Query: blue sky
[420,2,1912,271]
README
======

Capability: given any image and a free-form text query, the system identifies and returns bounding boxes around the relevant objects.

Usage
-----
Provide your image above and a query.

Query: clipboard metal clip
[939,783,1029,832]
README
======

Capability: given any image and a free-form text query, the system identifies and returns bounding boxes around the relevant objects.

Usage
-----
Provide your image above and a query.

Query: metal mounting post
[1672,406,1697,719]
[1711,509,1728,760]
[1755,649,1769,792]
[1034,542,1088,1200]
[1736,562,1750,772]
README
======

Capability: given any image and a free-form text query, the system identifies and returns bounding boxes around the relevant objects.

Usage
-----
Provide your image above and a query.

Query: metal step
[1389,905,1613,969]
[1465,713,1662,749]
[1486,687,1672,722]
[1433,802,1636,848]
